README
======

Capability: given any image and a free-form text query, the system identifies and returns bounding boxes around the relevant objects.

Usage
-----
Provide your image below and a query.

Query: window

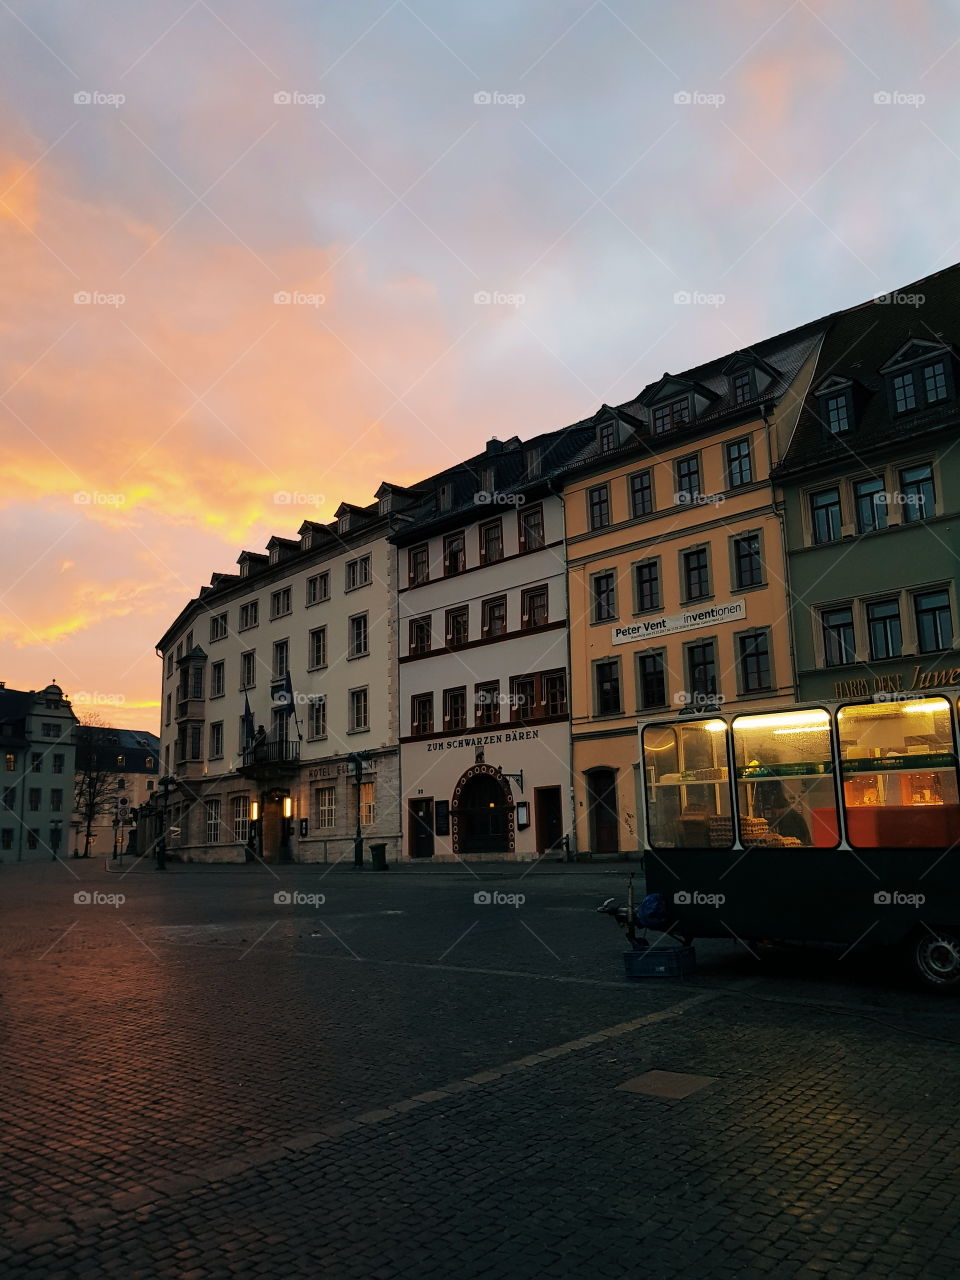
[2,788,14,809]
[176,642,183,660]
[239,601,259,630]
[867,598,902,660]
[166,652,174,677]
[598,421,617,452]
[346,556,371,590]
[924,360,948,403]
[270,587,292,618]
[892,370,917,414]
[28,788,41,812]
[519,505,545,552]
[4,753,14,772]
[637,652,667,709]
[510,675,536,721]
[914,589,952,653]
[525,446,542,478]
[233,796,250,844]
[349,613,369,658]
[521,585,548,630]
[652,397,690,434]
[360,780,376,827]
[408,544,429,586]
[27,831,37,850]
[481,596,507,637]
[411,694,434,736]
[822,392,851,434]
[810,488,842,544]
[443,532,465,576]
[349,687,369,732]
[241,650,256,688]
[733,534,763,589]
[315,786,336,829]
[732,370,753,405]
[191,665,204,699]
[41,722,60,739]
[629,470,653,518]
[443,687,467,731]
[302,625,325,670]
[595,660,622,715]
[306,572,330,605]
[308,695,327,739]
[189,726,202,760]
[437,482,453,512]
[674,454,701,499]
[635,561,660,613]
[211,661,225,698]
[737,632,772,693]
[31,752,42,772]
[592,571,616,622]
[683,548,710,601]
[478,464,495,495]
[479,519,504,565]
[52,754,63,775]
[185,630,193,650]
[476,681,500,726]
[446,606,469,648]
[209,613,228,641]
[1,830,11,850]
[854,478,888,533]
[209,722,224,759]
[588,484,611,530]
[409,616,431,655]
[899,464,935,523]
[206,799,222,844]
[725,438,753,487]
[273,639,289,679]
[543,670,568,717]
[822,606,856,666]
[687,640,717,696]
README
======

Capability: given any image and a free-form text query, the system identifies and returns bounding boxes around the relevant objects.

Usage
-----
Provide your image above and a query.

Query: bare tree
[73,715,123,857]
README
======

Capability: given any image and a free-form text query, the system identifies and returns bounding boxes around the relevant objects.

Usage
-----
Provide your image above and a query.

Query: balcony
[238,736,300,779]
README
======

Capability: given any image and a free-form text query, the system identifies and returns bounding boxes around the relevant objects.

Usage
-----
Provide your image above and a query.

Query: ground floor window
[360,780,376,826]
[205,799,222,843]
[233,795,249,843]
[315,785,336,828]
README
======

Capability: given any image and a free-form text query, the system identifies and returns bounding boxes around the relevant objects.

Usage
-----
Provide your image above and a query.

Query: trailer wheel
[910,928,960,991]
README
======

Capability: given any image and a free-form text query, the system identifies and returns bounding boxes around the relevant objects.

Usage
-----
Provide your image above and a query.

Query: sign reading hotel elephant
[612,599,746,645]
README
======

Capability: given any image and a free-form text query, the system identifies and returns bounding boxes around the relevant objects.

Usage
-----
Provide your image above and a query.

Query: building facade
[155,501,400,863]
[563,323,826,856]
[0,682,77,862]
[775,266,960,705]
[392,430,591,861]
[72,727,160,856]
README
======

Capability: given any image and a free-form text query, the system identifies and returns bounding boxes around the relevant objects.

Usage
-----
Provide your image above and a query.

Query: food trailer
[639,695,960,989]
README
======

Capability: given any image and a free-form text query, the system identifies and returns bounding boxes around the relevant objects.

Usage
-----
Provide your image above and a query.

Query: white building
[393,428,592,860]
[155,500,401,863]
[0,682,77,862]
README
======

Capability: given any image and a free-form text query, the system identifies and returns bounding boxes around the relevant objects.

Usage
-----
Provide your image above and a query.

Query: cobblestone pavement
[2,860,959,1278]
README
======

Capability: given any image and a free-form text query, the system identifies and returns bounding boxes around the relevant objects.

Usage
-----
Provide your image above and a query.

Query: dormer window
[437,483,453,512]
[652,397,690,434]
[479,465,495,495]
[269,547,280,564]
[823,392,851,433]
[337,514,350,535]
[301,531,312,550]
[598,421,616,452]
[731,370,754,405]
[881,340,955,417]
[240,562,250,578]
[525,447,542,478]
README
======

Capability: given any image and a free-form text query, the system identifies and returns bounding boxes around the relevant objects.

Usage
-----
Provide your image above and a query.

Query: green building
[775,265,960,703]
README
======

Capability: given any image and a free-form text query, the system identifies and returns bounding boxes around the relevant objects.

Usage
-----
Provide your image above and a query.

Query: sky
[2,0,959,731]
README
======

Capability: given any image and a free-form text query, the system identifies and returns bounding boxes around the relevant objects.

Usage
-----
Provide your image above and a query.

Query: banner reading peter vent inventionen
[612,599,746,645]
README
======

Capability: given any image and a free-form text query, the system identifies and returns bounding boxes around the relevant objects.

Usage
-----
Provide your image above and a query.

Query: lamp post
[347,751,371,869]
[50,818,62,863]
[248,797,260,863]
[156,775,176,871]
[278,794,293,863]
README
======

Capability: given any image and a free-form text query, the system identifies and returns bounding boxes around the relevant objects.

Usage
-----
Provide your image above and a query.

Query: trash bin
[369,842,389,872]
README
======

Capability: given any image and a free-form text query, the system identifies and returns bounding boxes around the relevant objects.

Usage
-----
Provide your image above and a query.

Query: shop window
[837,699,959,848]
[732,709,838,848]
[641,720,732,849]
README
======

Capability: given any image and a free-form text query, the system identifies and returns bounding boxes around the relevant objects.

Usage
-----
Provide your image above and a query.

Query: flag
[281,671,303,741]
[242,691,255,746]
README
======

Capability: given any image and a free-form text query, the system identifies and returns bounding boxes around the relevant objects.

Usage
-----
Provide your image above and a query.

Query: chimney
[485,437,504,454]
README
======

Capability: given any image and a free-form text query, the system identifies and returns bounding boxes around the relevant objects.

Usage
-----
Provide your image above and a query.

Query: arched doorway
[452,766,514,856]
[586,767,620,854]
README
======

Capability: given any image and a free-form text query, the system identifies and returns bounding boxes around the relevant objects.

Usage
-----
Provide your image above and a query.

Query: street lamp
[49,818,62,863]
[156,774,176,871]
[347,751,371,869]
[278,794,294,864]
[248,798,260,863]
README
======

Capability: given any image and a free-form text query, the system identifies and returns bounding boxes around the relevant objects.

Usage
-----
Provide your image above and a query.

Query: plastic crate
[623,946,696,980]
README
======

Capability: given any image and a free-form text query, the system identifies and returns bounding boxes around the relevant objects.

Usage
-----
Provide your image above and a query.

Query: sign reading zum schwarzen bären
[612,599,746,645]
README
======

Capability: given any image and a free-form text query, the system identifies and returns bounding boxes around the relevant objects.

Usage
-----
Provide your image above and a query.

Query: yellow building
[564,323,827,855]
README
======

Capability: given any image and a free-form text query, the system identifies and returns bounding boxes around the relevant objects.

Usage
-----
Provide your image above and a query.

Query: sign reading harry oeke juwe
[612,599,746,645]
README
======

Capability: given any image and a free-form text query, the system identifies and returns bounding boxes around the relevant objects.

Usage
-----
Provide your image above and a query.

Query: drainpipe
[762,405,800,703]
[547,475,577,858]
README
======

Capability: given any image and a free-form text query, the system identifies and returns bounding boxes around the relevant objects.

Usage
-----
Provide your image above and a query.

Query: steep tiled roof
[775,263,960,478]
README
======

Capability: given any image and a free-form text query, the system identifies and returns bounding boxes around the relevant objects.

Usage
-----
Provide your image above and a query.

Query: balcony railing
[241,739,301,769]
